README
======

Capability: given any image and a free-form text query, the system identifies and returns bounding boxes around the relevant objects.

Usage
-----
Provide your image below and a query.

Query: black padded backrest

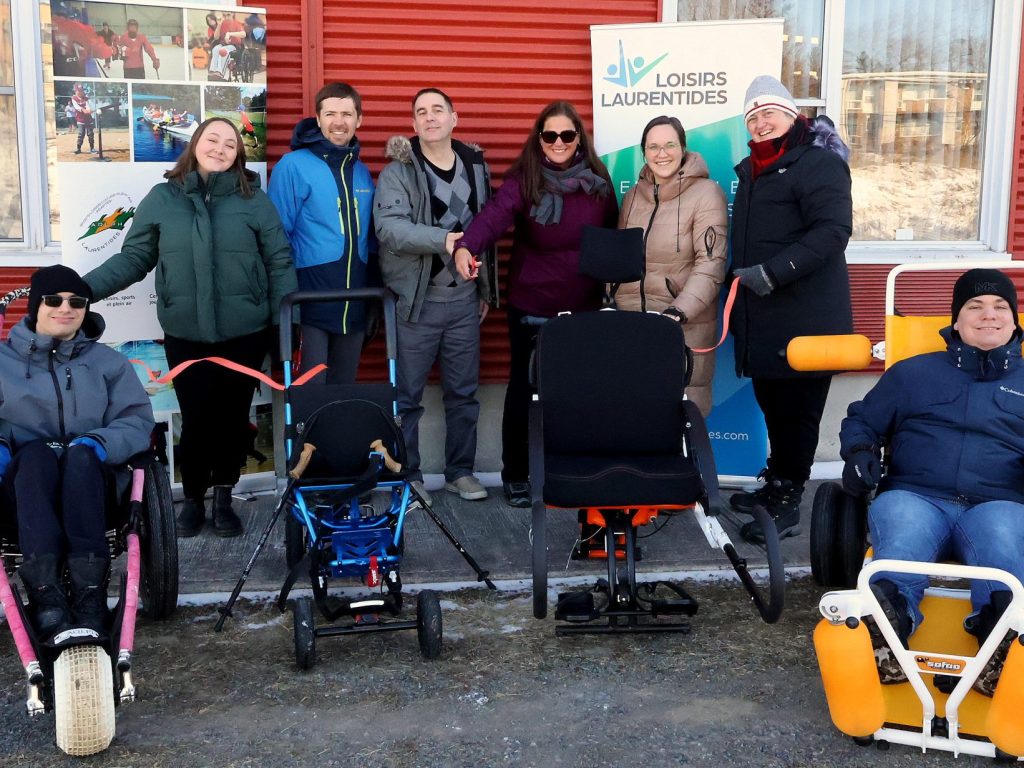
[287,383,395,425]
[536,311,686,456]
[287,383,403,479]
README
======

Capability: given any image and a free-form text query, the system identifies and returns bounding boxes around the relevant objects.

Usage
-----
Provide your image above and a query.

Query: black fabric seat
[533,309,703,510]
[544,452,703,508]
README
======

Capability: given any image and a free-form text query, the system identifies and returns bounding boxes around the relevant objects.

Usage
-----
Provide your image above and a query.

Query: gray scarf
[531,159,609,226]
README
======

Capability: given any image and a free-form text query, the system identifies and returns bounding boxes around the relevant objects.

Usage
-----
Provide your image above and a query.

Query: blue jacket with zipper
[268,118,376,334]
[840,327,1024,505]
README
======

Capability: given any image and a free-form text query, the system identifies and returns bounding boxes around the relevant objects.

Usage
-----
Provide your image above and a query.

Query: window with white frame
[0,0,23,242]
[667,0,1020,254]
[0,1,65,258]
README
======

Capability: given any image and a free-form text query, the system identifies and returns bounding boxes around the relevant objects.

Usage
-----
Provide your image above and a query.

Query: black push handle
[279,288,398,364]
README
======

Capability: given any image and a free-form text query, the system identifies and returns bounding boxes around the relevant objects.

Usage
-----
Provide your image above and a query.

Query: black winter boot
[18,554,70,642]
[729,468,776,515]
[212,485,243,538]
[177,498,205,537]
[739,478,803,544]
[865,578,913,684]
[966,590,1017,697]
[67,553,111,638]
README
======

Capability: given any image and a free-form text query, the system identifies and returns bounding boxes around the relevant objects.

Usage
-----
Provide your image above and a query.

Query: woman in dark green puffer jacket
[85,117,296,538]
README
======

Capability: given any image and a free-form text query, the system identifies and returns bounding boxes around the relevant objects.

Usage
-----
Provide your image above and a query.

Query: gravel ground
[0,577,997,767]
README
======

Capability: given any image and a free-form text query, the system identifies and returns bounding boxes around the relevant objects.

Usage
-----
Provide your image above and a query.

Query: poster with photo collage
[48,1,274,485]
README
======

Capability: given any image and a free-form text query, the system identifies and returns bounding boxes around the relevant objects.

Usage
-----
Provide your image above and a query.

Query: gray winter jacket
[0,314,155,465]
[375,136,496,323]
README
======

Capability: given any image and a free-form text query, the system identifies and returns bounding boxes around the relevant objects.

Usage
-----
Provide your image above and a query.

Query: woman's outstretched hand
[454,247,480,280]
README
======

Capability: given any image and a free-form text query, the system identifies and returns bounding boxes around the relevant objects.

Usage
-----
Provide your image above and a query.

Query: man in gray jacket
[0,265,155,642]
[375,88,495,505]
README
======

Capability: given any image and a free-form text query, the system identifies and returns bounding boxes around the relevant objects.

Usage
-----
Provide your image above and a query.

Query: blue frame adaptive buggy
[215,288,495,669]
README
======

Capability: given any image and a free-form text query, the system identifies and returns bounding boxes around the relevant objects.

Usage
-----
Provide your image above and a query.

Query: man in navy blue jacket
[840,268,1023,685]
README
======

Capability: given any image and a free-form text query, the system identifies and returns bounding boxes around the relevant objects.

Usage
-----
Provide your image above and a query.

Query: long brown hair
[164,117,253,198]
[508,101,612,206]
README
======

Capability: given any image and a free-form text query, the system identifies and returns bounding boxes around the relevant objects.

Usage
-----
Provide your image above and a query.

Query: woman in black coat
[728,75,853,545]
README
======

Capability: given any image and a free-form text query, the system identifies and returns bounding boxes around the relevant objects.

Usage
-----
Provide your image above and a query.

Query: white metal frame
[4,0,59,264]
[819,558,1024,759]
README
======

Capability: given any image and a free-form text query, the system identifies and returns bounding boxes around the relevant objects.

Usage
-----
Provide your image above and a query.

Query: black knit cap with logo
[27,264,93,327]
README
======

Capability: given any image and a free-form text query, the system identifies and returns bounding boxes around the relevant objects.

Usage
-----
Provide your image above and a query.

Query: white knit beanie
[743,75,798,121]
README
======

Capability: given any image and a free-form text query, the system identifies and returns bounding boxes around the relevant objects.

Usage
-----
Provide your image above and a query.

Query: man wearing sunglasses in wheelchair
[839,268,1024,693]
[0,265,154,645]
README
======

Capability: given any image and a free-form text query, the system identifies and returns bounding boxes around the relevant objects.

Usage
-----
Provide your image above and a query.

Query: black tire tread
[416,590,443,660]
[140,461,178,619]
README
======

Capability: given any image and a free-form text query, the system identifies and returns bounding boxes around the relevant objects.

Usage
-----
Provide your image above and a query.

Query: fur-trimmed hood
[384,135,484,165]
[809,115,850,162]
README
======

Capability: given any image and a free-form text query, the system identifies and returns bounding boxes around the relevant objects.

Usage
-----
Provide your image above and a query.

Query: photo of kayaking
[130,84,201,162]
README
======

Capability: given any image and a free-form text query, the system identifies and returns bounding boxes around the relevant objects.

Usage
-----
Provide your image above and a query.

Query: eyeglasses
[645,141,681,154]
[41,295,89,309]
[539,130,579,145]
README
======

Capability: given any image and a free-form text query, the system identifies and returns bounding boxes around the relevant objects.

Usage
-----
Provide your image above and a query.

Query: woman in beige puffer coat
[617,116,728,416]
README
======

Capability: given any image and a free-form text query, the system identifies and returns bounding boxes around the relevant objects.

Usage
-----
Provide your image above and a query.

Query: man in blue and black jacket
[840,268,1024,691]
[269,82,377,384]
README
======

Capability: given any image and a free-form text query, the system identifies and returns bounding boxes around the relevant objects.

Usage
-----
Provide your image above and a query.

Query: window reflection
[0,0,22,241]
[842,0,993,240]
[677,0,825,99]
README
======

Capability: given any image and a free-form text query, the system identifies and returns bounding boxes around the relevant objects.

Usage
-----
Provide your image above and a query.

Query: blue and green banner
[590,19,784,480]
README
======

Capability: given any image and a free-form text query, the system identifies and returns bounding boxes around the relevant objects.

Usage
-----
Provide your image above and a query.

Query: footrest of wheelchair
[650,597,699,617]
[555,591,600,623]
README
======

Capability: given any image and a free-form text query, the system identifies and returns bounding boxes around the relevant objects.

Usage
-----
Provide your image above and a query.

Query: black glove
[362,302,382,349]
[733,265,776,297]
[842,446,881,495]
[661,306,687,323]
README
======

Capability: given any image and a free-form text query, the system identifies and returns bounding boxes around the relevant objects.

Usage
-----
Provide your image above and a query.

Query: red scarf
[748,115,810,180]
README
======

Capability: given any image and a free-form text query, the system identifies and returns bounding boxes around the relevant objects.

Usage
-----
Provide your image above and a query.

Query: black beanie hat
[27,264,93,326]
[951,268,1019,325]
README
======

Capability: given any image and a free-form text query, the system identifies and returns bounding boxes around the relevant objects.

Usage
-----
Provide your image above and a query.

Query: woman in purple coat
[454,101,618,507]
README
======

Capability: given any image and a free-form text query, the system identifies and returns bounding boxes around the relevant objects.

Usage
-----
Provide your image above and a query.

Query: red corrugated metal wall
[1007,7,1024,258]
[7,3,1020,368]
[263,0,661,382]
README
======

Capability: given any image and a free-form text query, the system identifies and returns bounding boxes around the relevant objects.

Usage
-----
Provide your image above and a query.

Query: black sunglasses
[539,129,579,145]
[41,295,89,309]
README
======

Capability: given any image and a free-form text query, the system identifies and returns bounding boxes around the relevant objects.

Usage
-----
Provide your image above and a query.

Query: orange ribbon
[130,356,328,390]
[690,277,741,354]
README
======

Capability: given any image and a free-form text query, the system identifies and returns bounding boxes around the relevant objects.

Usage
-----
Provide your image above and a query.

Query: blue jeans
[869,489,1024,630]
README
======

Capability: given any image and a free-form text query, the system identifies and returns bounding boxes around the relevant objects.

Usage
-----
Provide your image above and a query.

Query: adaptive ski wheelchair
[0,288,178,757]
[215,289,494,669]
[789,263,1024,760]
[527,231,784,634]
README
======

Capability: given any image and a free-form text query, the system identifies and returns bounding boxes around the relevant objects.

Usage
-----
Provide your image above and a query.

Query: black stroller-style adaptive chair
[216,288,494,668]
[528,307,784,634]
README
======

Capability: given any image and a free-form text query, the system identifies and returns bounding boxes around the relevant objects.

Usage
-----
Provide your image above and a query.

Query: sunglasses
[41,295,89,309]
[539,129,579,145]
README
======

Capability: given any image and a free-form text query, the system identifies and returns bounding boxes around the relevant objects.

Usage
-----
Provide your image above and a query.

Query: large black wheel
[810,481,867,588]
[416,590,443,660]
[531,501,548,619]
[293,597,316,670]
[140,461,178,619]
[284,512,306,571]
